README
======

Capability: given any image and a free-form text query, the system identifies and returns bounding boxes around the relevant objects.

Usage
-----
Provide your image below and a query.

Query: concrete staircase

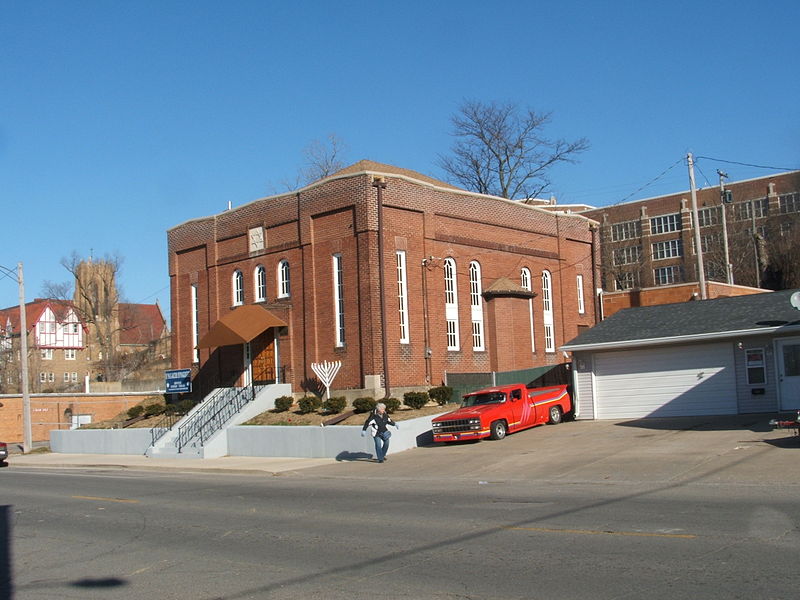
[146,383,290,459]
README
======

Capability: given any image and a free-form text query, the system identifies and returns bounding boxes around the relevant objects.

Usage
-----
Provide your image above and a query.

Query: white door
[776,338,800,410]
[594,342,737,419]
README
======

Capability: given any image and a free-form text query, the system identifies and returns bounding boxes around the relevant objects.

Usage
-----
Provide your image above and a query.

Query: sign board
[165,369,192,394]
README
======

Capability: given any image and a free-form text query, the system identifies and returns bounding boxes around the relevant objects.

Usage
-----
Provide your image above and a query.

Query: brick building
[582,171,800,292]
[168,160,599,397]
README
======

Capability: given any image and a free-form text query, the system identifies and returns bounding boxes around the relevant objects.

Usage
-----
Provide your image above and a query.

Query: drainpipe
[372,177,391,399]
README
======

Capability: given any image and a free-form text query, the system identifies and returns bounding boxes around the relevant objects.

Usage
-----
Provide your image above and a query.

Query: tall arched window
[469,261,484,351]
[232,270,244,306]
[444,258,460,350]
[542,270,555,352]
[254,265,267,302]
[521,268,535,352]
[277,260,290,298]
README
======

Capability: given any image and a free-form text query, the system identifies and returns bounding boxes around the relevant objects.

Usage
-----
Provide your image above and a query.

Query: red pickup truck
[431,383,571,442]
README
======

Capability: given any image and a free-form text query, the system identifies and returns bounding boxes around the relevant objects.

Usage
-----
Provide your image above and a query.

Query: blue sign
[165,369,192,394]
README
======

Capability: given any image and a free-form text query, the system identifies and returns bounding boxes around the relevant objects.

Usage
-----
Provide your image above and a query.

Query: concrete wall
[51,428,152,455]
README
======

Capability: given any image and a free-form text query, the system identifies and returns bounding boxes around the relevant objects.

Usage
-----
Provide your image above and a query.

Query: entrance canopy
[198,305,287,348]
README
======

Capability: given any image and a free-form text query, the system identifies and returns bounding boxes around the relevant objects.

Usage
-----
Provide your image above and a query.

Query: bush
[273,396,294,412]
[403,391,429,410]
[297,395,323,414]
[127,405,144,419]
[352,397,377,413]
[428,386,454,406]
[322,396,347,414]
[144,403,165,417]
[383,398,401,413]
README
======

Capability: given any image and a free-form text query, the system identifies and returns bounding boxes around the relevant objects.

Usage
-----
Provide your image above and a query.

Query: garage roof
[563,289,800,351]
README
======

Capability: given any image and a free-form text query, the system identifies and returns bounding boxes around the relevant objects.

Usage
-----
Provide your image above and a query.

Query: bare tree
[281,134,348,191]
[438,100,589,200]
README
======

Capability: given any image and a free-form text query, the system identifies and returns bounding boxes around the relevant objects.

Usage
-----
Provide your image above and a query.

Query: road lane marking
[72,495,139,504]
[504,526,696,539]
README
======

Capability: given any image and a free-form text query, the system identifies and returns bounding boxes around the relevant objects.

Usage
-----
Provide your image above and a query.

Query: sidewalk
[7,452,335,475]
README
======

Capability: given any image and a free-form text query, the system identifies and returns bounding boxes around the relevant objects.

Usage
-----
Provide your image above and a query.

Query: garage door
[594,342,737,419]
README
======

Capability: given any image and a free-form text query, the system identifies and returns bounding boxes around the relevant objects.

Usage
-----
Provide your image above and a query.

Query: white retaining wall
[51,429,152,455]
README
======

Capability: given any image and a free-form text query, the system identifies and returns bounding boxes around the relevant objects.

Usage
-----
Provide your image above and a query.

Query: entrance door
[250,330,276,385]
[776,338,800,410]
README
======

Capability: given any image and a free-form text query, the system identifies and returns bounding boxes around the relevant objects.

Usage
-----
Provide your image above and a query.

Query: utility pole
[751,202,761,288]
[717,170,733,285]
[18,263,32,452]
[687,153,707,299]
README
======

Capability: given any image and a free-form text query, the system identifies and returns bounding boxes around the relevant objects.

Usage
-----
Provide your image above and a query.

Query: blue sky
[2,0,798,316]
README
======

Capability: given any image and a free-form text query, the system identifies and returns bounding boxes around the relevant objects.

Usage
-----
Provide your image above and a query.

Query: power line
[695,156,799,172]
[609,158,685,207]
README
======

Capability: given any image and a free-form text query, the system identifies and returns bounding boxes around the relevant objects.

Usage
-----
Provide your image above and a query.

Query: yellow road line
[72,495,139,504]
[505,526,695,539]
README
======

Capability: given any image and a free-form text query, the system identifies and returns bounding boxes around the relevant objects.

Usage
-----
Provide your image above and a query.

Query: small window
[41,349,53,360]
[576,274,585,314]
[71,372,78,382]
[254,265,267,302]
[232,270,244,306]
[39,372,46,383]
[65,349,76,360]
[745,348,766,385]
[278,260,290,298]
[63,372,70,382]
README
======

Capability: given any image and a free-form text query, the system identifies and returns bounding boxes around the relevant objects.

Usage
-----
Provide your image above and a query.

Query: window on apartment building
[734,198,768,221]
[191,283,199,364]
[611,220,641,242]
[779,192,800,214]
[444,258,460,350]
[654,265,683,286]
[63,372,70,383]
[41,349,53,360]
[396,251,409,344]
[469,261,484,351]
[278,260,290,298]
[542,270,555,353]
[577,274,585,314]
[520,268,535,352]
[72,372,78,382]
[613,245,641,266]
[700,233,721,253]
[697,206,720,227]
[780,221,794,236]
[650,213,681,234]
[651,239,683,260]
[333,254,345,347]
[64,349,76,360]
[48,372,55,383]
[39,372,46,383]
[615,271,640,291]
[232,270,244,306]
[254,265,267,302]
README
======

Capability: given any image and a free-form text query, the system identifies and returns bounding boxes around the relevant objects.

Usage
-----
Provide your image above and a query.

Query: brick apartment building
[582,171,800,293]
[168,160,599,397]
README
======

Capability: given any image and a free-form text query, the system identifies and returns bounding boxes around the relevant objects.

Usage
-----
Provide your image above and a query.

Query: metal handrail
[149,412,182,446]
[176,385,255,453]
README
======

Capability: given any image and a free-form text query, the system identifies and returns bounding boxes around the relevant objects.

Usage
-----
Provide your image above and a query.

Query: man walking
[361,403,399,463]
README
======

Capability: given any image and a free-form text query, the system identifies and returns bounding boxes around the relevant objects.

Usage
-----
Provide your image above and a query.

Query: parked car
[0,441,8,464]
[432,383,572,442]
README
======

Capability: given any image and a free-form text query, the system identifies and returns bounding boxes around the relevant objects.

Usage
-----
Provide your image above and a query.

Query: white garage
[593,342,737,419]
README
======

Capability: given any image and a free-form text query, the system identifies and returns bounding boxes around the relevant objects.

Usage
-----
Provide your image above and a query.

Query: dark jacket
[362,410,396,436]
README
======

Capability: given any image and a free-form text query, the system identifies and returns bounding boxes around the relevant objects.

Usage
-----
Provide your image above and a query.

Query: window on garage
[745,348,766,385]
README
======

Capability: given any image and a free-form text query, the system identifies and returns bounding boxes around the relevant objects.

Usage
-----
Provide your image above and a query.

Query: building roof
[118,303,167,345]
[483,276,535,299]
[329,159,461,190]
[0,299,79,335]
[562,289,800,351]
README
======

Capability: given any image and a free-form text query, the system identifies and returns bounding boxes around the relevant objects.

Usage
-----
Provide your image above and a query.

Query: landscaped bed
[242,403,450,427]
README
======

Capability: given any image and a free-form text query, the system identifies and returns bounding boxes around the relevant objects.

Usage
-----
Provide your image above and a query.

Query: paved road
[4,455,799,600]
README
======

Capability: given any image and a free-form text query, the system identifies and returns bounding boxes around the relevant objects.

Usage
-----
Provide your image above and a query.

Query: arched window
[277,260,290,298]
[469,261,484,351]
[542,270,555,352]
[254,265,267,302]
[521,268,535,352]
[444,258,460,350]
[232,270,244,306]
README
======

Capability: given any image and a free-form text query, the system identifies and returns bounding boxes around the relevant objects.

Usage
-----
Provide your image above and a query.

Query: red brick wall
[168,169,597,394]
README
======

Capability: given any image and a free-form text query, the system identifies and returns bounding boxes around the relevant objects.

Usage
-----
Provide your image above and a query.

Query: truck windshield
[462,392,506,407]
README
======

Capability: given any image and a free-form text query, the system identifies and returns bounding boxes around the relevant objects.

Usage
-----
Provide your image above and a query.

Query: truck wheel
[548,405,563,425]
[489,420,507,440]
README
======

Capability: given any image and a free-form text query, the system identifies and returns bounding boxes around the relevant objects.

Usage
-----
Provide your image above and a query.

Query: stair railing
[176,385,255,453]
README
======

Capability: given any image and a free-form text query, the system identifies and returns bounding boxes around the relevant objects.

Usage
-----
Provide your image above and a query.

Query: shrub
[383,398,401,413]
[322,396,347,414]
[144,403,165,417]
[352,397,377,413]
[273,395,294,412]
[127,405,144,419]
[178,398,198,414]
[403,391,429,410]
[297,395,322,414]
[428,386,454,406]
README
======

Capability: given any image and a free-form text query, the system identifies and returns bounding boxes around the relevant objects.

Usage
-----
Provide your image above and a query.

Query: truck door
[509,388,526,430]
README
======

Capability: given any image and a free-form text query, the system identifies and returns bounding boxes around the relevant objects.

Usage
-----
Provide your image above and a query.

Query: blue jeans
[373,430,391,461]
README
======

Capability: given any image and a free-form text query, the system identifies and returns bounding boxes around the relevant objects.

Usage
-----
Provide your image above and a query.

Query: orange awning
[198,305,287,348]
